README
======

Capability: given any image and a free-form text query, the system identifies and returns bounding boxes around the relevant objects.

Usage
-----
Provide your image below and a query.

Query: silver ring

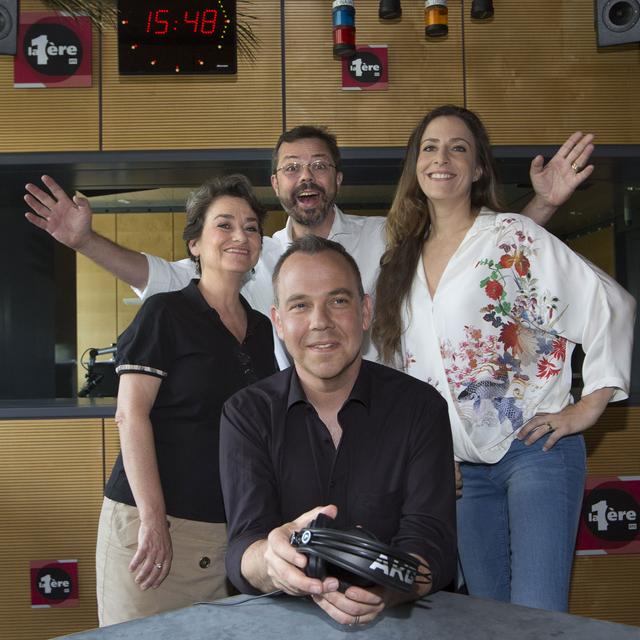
[547,424,554,432]
[351,615,360,626]
[155,563,163,569]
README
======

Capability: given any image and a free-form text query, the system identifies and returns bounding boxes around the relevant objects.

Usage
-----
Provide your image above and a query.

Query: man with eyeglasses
[24,125,595,358]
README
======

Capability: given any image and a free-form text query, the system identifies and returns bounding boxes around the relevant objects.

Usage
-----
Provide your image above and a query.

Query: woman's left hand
[517,387,615,451]
[129,515,173,590]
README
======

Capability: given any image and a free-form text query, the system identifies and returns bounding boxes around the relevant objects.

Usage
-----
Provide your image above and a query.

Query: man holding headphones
[218,235,456,626]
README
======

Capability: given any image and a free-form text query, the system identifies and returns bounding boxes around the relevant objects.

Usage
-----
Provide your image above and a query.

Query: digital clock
[117,0,236,75]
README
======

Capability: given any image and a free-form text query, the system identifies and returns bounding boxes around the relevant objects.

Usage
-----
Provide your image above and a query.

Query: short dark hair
[272,235,364,306]
[182,174,267,267]
[272,125,342,174]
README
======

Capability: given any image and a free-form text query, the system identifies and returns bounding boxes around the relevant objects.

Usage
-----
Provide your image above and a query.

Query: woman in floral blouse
[373,105,635,612]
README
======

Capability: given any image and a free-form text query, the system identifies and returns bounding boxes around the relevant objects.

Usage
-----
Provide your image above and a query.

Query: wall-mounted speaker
[0,0,18,55]
[595,0,640,47]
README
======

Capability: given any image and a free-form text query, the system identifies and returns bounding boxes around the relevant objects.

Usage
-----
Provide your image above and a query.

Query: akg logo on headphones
[584,487,638,542]
[368,553,415,585]
[24,22,82,76]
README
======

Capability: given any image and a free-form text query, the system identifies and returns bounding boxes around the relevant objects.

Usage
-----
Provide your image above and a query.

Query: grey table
[55,591,640,639]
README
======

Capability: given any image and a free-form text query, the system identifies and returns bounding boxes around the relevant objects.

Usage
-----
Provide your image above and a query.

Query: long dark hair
[372,105,504,366]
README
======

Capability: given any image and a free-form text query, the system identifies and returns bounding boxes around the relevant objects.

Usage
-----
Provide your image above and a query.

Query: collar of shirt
[469,207,500,236]
[181,279,262,338]
[285,361,371,414]
[274,206,359,248]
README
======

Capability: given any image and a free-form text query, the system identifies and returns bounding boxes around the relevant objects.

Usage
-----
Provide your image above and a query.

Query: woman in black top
[96,175,276,626]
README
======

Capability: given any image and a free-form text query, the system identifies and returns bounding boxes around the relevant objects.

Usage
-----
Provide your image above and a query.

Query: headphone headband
[290,514,419,593]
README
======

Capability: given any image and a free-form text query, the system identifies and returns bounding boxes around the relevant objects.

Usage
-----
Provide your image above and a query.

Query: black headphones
[289,513,422,593]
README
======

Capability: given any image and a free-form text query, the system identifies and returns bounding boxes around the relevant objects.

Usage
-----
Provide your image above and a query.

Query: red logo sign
[14,12,92,88]
[30,559,79,608]
[576,477,640,555]
[342,45,388,91]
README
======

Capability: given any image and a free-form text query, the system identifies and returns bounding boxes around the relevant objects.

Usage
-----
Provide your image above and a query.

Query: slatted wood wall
[570,407,640,626]
[0,0,100,151]
[0,419,105,639]
[1,1,639,152]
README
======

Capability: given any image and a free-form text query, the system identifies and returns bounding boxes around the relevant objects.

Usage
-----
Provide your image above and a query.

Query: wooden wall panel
[284,3,464,147]
[566,225,615,277]
[2,1,640,153]
[115,213,174,334]
[263,209,286,237]
[0,0,100,152]
[172,212,188,261]
[465,0,640,144]
[567,406,640,624]
[76,215,117,391]
[583,406,640,475]
[0,419,103,638]
[570,556,640,626]
[100,2,282,150]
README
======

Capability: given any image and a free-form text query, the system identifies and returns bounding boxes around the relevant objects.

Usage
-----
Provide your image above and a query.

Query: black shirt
[105,280,276,523]
[219,360,456,594]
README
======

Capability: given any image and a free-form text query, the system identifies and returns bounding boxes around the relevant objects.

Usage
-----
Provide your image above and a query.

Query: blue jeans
[456,433,586,612]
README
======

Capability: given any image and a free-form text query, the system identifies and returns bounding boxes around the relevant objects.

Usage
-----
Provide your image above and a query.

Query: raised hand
[25,175,93,250]
[529,131,595,210]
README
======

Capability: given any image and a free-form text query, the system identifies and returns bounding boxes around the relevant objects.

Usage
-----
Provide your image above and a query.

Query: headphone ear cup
[305,552,326,580]
[310,512,333,530]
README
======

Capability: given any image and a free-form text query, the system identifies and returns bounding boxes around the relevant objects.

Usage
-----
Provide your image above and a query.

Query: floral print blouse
[401,210,635,464]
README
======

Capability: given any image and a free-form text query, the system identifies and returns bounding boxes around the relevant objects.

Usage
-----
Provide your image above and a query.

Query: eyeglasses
[275,161,336,177]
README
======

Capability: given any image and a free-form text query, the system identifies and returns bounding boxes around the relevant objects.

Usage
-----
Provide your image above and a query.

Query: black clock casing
[117,0,237,75]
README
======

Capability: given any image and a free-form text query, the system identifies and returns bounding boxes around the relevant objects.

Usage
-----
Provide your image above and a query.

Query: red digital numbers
[145,7,219,37]
[201,10,218,34]
[146,9,169,35]
[183,11,199,32]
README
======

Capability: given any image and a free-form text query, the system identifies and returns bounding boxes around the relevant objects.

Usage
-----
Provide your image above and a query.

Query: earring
[194,255,201,275]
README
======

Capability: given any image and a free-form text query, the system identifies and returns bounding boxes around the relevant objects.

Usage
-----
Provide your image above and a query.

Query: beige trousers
[96,497,232,627]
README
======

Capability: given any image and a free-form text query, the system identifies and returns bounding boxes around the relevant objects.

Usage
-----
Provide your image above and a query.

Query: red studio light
[332,0,356,58]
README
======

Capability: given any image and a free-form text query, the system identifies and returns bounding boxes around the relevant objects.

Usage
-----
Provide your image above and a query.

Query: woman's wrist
[578,387,614,420]
[138,508,168,527]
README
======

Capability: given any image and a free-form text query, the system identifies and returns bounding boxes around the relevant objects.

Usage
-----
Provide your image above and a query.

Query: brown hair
[372,105,504,365]
[272,125,342,174]
[182,174,267,271]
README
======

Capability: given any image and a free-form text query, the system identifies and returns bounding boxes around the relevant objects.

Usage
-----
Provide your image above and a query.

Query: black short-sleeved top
[219,360,457,594]
[105,280,276,523]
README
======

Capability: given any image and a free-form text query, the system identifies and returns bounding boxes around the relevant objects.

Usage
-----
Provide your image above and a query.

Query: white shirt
[401,210,635,464]
[272,207,385,300]
[135,206,386,366]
